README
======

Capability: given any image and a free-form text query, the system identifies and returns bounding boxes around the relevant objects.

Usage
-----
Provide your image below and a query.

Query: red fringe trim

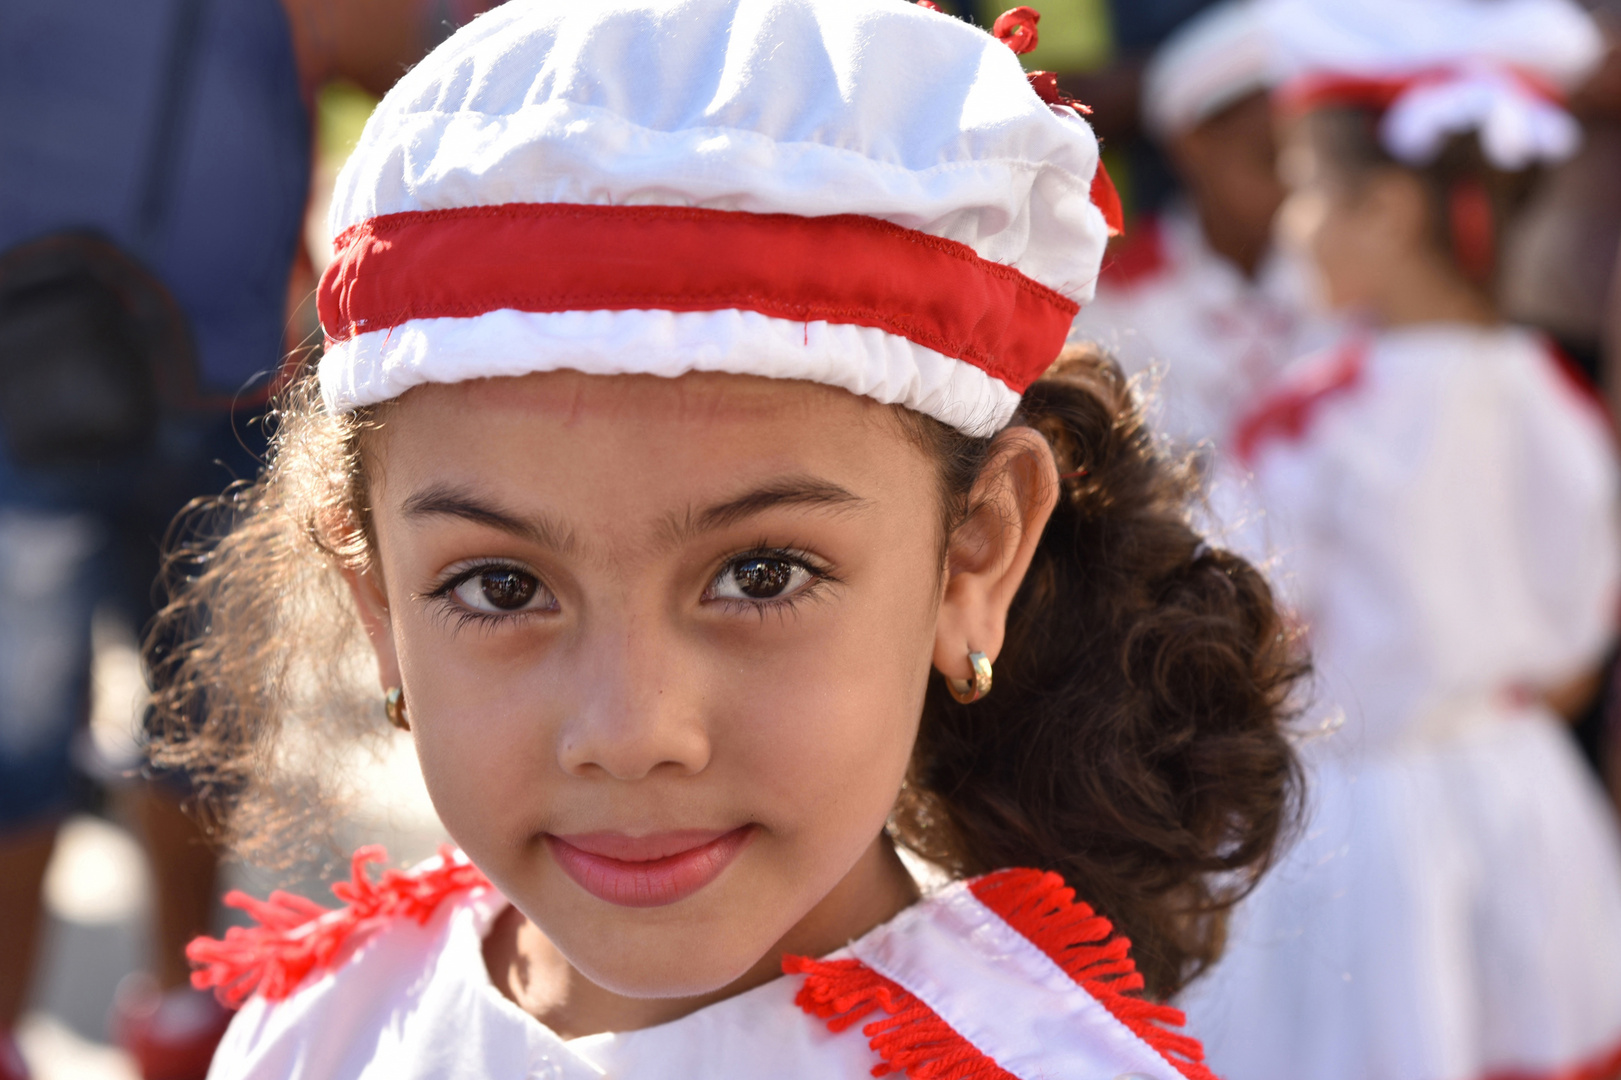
[786,869,1218,1080]
[186,845,490,1007]
[969,869,1218,1080]
[783,955,1017,1079]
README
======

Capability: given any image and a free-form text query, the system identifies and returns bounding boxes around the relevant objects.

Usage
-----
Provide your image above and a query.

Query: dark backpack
[0,232,195,466]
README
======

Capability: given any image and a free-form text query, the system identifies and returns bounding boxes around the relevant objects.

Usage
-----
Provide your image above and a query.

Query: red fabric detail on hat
[1011,65,1115,238]
[915,0,944,9]
[992,7,1040,55]
[1279,67,1565,119]
[319,204,1079,394]
[1089,161,1125,239]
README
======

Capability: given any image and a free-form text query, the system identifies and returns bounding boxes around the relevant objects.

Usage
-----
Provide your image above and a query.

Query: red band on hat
[318,203,1080,393]
[1279,67,1564,118]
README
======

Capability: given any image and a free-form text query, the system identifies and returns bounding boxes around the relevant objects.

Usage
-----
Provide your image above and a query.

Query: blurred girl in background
[1182,0,1621,1076]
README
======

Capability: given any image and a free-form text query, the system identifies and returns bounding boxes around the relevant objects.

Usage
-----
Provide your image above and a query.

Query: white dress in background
[1182,323,1621,1080]
[198,851,1218,1080]
[1069,205,1339,456]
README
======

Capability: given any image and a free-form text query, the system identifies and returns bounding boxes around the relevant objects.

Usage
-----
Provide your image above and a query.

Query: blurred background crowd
[2,0,1621,1077]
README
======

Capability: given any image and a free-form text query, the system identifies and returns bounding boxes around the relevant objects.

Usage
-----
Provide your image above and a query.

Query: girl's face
[1276,117,1393,312]
[352,371,1048,1001]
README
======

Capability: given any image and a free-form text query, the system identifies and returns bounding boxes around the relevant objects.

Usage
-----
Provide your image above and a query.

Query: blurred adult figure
[1070,0,1337,462]
[0,1,495,1077]
[1180,1,1621,1077]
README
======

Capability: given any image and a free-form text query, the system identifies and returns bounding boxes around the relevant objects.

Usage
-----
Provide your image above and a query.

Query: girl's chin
[555,940,768,1000]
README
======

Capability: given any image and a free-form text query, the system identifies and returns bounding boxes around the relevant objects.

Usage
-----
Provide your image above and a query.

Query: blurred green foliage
[976,0,1114,72]
[317,81,380,167]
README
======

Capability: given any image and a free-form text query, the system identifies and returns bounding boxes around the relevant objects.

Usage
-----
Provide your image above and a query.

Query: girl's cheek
[1278,187,1328,264]
[1281,188,1362,311]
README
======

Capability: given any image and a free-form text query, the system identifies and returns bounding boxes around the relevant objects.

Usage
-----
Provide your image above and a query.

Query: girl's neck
[483,834,920,1039]
[1368,248,1499,329]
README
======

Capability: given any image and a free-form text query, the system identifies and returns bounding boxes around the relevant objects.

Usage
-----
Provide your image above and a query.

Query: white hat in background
[1261,0,1605,169]
[315,0,1118,438]
[1143,0,1273,140]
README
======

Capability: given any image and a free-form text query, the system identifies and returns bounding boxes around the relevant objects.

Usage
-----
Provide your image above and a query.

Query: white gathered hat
[1143,0,1273,139]
[1260,0,1604,170]
[316,0,1120,437]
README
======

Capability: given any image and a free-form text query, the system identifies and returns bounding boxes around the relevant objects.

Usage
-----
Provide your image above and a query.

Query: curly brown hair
[146,344,1306,1000]
[893,346,1306,998]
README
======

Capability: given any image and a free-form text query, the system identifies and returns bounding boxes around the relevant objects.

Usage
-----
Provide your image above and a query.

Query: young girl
[149,2,1303,1076]
[1180,0,1621,1077]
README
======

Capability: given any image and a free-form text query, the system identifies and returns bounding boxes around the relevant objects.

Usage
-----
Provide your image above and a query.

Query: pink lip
[547,827,756,908]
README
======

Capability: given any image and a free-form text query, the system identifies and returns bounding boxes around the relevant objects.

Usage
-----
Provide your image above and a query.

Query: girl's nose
[555,622,712,781]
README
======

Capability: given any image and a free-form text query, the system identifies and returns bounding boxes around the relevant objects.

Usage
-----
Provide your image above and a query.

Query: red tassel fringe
[783,955,1018,1079]
[969,869,1218,1080]
[787,869,1218,1080]
[186,845,490,1007]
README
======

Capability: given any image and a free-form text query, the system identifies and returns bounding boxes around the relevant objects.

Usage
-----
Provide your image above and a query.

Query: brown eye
[450,567,548,613]
[735,558,792,598]
[709,556,815,602]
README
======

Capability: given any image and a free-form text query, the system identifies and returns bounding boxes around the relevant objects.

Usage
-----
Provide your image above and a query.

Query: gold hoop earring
[946,650,993,704]
[384,687,410,731]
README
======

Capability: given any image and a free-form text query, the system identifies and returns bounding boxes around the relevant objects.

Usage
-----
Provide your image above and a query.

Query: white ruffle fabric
[1184,713,1621,1080]
[1382,67,1587,169]
[317,0,1111,429]
[319,308,1023,437]
[330,0,1106,295]
[1185,324,1621,1079]
[206,872,1202,1080]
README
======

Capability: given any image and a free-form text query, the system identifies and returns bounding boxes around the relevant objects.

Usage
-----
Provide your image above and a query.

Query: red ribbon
[318,203,1079,393]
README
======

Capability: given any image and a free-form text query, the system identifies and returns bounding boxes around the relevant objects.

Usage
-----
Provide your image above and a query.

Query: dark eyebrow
[400,486,577,554]
[675,478,868,540]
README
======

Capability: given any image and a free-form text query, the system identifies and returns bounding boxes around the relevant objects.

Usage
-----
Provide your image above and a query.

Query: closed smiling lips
[547,827,757,908]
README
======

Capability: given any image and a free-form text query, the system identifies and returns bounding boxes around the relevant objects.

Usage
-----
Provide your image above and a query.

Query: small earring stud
[384,686,410,731]
[946,650,993,704]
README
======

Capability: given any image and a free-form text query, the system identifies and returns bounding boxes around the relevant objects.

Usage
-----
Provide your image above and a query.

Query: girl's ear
[932,425,1058,685]
[342,563,403,694]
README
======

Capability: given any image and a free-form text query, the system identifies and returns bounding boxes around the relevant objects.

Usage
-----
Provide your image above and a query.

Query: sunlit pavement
[18,617,449,1080]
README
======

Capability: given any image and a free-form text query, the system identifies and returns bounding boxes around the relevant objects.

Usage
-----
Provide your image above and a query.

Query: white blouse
[199,852,1213,1080]
[1234,322,1620,756]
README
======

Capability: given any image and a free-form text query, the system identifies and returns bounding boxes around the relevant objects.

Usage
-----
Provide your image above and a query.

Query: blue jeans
[0,410,266,828]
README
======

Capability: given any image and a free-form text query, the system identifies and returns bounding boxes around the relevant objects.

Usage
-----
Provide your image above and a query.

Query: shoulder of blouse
[192,851,1214,1080]
[788,867,1217,1080]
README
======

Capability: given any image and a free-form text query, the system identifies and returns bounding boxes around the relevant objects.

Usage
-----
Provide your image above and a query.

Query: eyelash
[424,560,554,632]
[704,545,838,618]
[422,547,838,630]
